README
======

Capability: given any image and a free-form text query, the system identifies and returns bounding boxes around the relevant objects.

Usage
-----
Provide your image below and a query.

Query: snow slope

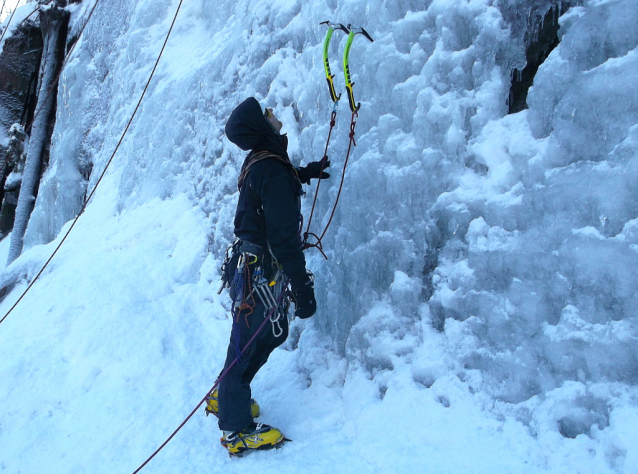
[1,0,637,473]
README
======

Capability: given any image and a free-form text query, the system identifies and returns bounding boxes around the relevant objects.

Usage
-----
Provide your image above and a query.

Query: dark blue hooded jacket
[225,97,308,292]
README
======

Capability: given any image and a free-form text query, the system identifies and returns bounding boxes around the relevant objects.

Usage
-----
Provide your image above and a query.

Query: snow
[0,1,38,52]
[1,0,637,473]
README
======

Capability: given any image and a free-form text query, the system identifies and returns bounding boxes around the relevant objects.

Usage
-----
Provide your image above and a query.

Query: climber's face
[264,108,282,133]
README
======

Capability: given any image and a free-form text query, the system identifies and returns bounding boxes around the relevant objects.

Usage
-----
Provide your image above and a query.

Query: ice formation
[0,0,636,472]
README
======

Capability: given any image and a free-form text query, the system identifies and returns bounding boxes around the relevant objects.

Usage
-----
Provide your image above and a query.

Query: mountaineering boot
[205,389,260,419]
[220,422,286,456]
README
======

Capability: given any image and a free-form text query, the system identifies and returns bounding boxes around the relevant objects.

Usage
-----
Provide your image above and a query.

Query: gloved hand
[297,157,331,185]
[293,285,316,319]
[291,271,316,319]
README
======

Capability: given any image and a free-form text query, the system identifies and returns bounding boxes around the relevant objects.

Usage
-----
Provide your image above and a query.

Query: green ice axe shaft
[343,25,374,113]
[320,21,349,103]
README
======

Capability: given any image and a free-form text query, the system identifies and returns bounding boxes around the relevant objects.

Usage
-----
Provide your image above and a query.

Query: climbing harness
[303,22,374,259]
[220,238,291,342]
[133,239,290,474]
[237,150,298,192]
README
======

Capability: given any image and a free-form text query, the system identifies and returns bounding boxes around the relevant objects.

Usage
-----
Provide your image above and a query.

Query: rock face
[0,1,74,243]
[0,20,43,238]
[0,124,26,237]
[6,5,70,264]
[508,1,571,114]
[0,23,43,132]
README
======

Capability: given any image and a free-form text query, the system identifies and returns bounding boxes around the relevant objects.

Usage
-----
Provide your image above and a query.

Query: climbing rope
[302,107,336,257]
[0,0,184,327]
[303,110,358,259]
[130,280,290,474]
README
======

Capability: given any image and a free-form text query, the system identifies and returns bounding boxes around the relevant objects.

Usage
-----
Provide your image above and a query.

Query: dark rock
[0,21,43,131]
[507,2,572,114]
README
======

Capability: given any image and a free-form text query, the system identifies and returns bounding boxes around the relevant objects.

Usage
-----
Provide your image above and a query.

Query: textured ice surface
[431,0,638,404]
[0,0,637,473]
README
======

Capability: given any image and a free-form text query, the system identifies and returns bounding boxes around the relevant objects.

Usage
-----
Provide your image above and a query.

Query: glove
[293,286,316,319]
[297,158,331,185]
[291,270,316,319]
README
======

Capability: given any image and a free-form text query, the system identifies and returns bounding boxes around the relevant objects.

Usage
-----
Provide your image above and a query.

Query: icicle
[7,6,70,266]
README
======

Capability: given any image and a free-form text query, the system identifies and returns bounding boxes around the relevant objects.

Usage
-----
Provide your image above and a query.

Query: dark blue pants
[217,300,289,432]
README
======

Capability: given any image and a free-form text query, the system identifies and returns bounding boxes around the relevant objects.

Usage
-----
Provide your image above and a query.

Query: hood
[225,97,289,158]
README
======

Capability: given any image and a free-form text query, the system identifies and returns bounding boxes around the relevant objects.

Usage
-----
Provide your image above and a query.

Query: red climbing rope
[131,280,289,474]
[303,110,336,243]
[0,0,181,327]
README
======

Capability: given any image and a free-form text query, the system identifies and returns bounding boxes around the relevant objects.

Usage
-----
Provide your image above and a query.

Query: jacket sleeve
[257,165,308,292]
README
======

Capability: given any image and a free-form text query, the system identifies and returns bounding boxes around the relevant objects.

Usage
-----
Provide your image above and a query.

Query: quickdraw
[219,239,291,342]
[303,22,374,259]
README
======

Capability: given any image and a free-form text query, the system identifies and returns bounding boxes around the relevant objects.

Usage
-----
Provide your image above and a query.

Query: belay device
[303,22,374,259]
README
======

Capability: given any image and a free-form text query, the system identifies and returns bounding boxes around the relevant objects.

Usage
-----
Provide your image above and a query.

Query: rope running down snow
[130,281,290,474]
[0,0,184,327]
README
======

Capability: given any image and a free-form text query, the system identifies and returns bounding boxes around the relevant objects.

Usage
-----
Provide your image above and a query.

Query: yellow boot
[205,389,260,419]
[220,422,285,456]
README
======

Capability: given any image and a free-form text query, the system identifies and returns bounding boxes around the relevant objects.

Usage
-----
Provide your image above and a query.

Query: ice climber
[206,97,330,455]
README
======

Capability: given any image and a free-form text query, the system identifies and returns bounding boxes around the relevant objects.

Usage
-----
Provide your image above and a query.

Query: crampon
[221,423,291,457]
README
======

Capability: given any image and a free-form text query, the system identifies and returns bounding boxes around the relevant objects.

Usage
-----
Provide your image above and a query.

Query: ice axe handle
[326,75,341,103]
[346,82,360,113]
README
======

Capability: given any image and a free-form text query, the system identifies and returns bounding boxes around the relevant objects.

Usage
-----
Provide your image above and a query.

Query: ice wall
[25,0,133,245]
[5,0,637,469]
[26,0,638,398]
[28,0,517,348]
[428,0,638,408]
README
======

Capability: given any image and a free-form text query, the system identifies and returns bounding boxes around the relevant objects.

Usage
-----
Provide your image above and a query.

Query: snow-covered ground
[0,1,37,39]
[1,0,637,472]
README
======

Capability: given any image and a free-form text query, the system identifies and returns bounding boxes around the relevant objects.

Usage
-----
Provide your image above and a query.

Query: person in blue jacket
[207,97,329,455]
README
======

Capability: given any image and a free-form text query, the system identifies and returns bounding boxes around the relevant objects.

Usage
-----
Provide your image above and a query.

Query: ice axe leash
[303,22,374,259]
[303,21,348,257]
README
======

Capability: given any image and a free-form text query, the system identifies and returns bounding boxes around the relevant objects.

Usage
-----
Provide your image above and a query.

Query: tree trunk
[6,5,68,266]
